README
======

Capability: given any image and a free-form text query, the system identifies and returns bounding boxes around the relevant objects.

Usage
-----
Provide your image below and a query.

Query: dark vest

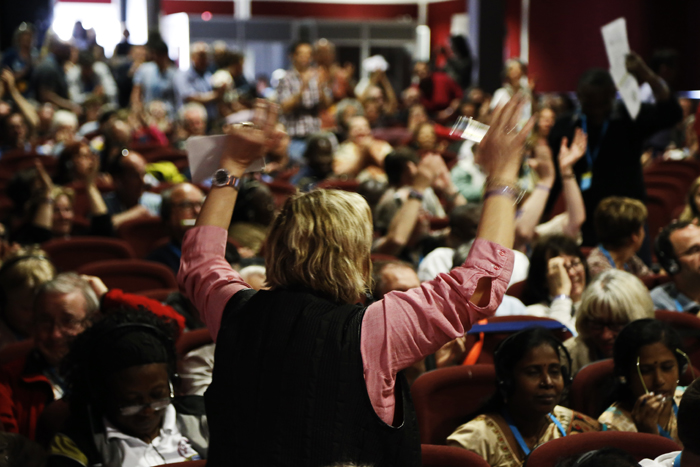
[205,288,421,467]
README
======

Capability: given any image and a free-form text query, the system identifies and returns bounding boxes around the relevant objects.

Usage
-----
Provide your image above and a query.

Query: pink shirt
[178,226,514,425]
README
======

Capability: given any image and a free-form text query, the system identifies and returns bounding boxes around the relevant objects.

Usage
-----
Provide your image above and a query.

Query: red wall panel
[161,0,233,15]
[427,0,467,53]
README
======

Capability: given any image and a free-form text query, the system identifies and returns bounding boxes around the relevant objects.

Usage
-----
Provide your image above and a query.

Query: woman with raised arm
[178,96,534,467]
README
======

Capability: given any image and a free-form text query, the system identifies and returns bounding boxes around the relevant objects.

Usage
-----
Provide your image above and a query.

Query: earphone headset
[625,348,693,393]
[494,328,573,400]
[655,236,680,275]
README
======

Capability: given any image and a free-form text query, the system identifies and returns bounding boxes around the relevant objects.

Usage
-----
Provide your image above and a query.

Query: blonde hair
[51,186,75,205]
[264,190,373,303]
[679,176,700,222]
[0,247,56,293]
[575,269,654,339]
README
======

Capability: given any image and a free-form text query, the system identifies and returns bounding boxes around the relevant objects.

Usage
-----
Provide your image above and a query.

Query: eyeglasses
[563,259,583,271]
[587,321,626,333]
[35,315,88,334]
[173,201,203,211]
[118,396,171,417]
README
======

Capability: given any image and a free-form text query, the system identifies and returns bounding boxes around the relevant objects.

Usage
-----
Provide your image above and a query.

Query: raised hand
[559,128,588,177]
[220,99,282,175]
[546,256,572,297]
[476,93,535,181]
[528,141,555,185]
[413,154,445,192]
[631,392,669,435]
[34,160,54,197]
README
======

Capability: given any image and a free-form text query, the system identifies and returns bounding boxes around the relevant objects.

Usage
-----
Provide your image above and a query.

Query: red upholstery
[370,253,401,263]
[642,274,672,290]
[462,316,573,366]
[264,180,297,208]
[0,196,13,221]
[412,364,496,445]
[646,188,679,244]
[421,444,490,467]
[570,357,699,419]
[176,328,214,357]
[139,288,177,302]
[76,259,178,293]
[428,217,450,231]
[525,431,680,467]
[0,152,57,176]
[655,310,700,370]
[0,340,33,366]
[117,217,168,258]
[316,178,361,192]
[506,280,526,299]
[42,237,135,272]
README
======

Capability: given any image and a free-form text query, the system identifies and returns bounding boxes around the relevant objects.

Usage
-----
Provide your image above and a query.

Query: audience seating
[0,152,57,176]
[428,217,449,231]
[41,237,135,272]
[646,188,678,244]
[176,328,214,357]
[65,180,115,220]
[143,148,189,171]
[0,196,12,221]
[642,273,672,290]
[117,217,169,258]
[655,310,700,370]
[461,316,573,365]
[524,432,680,467]
[370,253,401,263]
[139,288,177,302]
[316,178,360,192]
[76,259,178,293]
[0,340,34,366]
[264,180,297,208]
[421,444,490,467]
[505,280,526,300]
[570,357,699,419]
[412,364,497,445]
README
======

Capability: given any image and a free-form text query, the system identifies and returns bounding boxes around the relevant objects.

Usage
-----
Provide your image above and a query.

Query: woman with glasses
[521,234,589,332]
[564,269,655,375]
[598,319,689,444]
[47,309,208,466]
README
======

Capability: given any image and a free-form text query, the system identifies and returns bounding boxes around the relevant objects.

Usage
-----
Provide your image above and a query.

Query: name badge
[580,171,592,191]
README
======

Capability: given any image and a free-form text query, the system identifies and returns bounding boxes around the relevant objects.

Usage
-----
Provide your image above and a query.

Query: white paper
[362,55,389,73]
[450,116,490,143]
[185,135,265,184]
[601,17,640,119]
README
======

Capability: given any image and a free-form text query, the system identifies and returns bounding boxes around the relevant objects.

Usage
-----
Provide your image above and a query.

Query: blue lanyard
[501,410,566,456]
[674,299,684,312]
[581,115,609,168]
[674,452,682,467]
[658,401,679,440]
[167,242,182,259]
[597,245,629,272]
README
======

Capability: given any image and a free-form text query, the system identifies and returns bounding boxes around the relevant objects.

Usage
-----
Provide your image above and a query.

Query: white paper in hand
[185,135,265,184]
[601,17,640,119]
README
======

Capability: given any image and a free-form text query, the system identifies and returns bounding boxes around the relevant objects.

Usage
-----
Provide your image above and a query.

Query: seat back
[176,328,214,357]
[0,340,34,366]
[506,280,526,299]
[42,237,135,272]
[412,364,496,445]
[76,259,178,293]
[524,431,680,467]
[35,399,71,448]
[117,217,169,258]
[421,444,490,467]
[153,461,206,467]
[655,310,700,370]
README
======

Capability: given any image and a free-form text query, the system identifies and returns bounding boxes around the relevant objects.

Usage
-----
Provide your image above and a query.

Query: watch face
[214,169,229,185]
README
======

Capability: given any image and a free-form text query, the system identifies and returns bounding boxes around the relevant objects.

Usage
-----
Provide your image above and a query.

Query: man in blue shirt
[652,221,700,314]
[173,42,224,122]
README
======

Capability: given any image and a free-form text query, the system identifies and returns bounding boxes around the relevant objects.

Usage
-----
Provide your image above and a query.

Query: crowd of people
[0,18,699,467]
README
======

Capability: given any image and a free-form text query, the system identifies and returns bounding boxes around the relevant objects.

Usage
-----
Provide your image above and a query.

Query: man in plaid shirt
[277,41,333,162]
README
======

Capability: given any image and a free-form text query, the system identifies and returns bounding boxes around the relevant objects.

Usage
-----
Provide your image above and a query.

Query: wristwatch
[211,169,241,190]
[408,189,424,202]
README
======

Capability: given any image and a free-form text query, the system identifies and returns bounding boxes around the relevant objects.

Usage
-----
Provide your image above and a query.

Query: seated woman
[47,309,208,466]
[586,197,651,279]
[447,328,602,467]
[599,319,687,445]
[678,176,700,223]
[564,269,656,375]
[521,234,589,332]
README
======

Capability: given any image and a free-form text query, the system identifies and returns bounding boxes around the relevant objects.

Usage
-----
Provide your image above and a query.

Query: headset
[629,348,694,394]
[655,237,680,275]
[653,221,693,275]
[494,328,573,400]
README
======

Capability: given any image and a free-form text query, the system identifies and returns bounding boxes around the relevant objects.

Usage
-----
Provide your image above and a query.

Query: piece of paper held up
[601,17,640,119]
[450,116,490,143]
[185,135,266,184]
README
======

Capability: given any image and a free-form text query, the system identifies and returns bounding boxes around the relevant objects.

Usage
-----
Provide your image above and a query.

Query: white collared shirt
[104,404,201,467]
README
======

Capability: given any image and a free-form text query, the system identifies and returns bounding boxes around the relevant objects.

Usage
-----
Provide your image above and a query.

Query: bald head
[373,262,420,299]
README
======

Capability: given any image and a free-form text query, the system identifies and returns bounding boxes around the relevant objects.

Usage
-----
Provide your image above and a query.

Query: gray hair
[34,272,100,317]
[178,102,208,125]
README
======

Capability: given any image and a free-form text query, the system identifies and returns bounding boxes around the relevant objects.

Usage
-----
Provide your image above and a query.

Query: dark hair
[55,141,86,185]
[521,235,588,306]
[577,68,615,95]
[230,179,275,226]
[6,168,38,216]
[61,307,179,416]
[612,319,685,404]
[77,50,95,68]
[289,40,311,56]
[655,220,692,275]
[678,378,700,456]
[303,133,333,161]
[649,48,679,74]
[146,38,169,56]
[449,204,481,244]
[551,448,639,467]
[384,147,419,187]
[490,328,571,409]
